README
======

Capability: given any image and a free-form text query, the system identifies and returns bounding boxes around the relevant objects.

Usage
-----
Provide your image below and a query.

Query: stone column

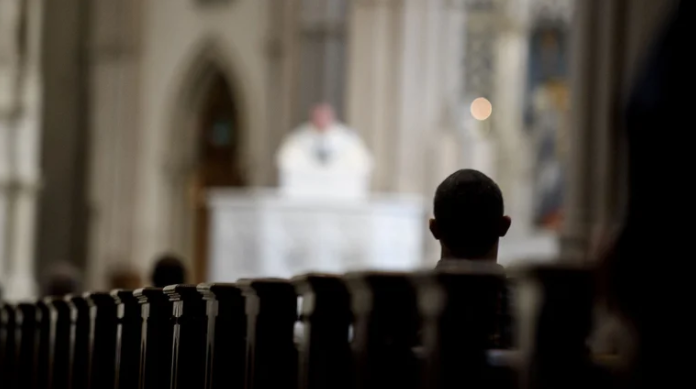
[33,0,91,291]
[347,0,466,196]
[426,0,467,190]
[85,0,143,289]
[421,0,468,263]
[346,0,401,192]
[0,0,43,300]
[492,0,534,237]
[0,0,24,288]
[400,0,438,195]
[348,0,467,263]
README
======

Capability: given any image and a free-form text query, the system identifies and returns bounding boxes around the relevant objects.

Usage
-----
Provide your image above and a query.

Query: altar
[206,189,426,281]
[206,104,427,280]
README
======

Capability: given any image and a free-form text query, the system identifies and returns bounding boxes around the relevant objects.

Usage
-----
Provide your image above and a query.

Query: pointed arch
[167,36,249,168]
[163,36,249,281]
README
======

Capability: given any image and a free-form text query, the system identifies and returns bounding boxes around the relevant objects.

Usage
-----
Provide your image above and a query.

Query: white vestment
[277,123,373,198]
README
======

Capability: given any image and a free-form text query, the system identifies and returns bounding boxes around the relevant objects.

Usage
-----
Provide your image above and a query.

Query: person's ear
[429,218,440,240]
[499,215,512,237]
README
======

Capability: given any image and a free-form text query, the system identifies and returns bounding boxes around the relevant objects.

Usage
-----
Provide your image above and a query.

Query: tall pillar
[426,0,467,189]
[422,0,467,263]
[348,0,467,263]
[346,0,400,192]
[0,0,24,289]
[85,0,142,289]
[347,0,466,195]
[492,0,534,237]
[0,0,43,300]
[33,0,92,290]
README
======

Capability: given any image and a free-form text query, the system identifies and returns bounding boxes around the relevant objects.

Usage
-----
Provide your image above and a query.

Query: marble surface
[207,189,426,281]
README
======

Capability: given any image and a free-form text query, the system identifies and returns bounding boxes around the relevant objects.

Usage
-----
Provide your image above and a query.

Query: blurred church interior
[0,0,677,300]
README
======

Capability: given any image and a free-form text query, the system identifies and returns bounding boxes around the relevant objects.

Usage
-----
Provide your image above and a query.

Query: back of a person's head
[433,169,506,258]
[109,266,143,290]
[41,261,82,297]
[151,254,186,288]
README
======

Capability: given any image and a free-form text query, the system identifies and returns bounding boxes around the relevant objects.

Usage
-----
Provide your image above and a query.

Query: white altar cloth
[206,189,426,281]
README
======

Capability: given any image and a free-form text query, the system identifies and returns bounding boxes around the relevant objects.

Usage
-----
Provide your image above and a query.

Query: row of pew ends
[0,263,616,389]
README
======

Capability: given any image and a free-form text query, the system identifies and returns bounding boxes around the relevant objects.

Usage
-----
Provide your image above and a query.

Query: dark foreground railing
[0,263,616,389]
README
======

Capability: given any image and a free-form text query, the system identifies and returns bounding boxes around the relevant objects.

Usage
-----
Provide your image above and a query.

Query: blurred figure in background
[276,102,373,200]
[431,169,511,266]
[277,103,372,171]
[151,254,187,287]
[108,266,143,290]
[41,261,82,297]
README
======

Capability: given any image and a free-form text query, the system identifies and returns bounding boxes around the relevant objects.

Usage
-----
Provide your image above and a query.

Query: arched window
[196,72,243,187]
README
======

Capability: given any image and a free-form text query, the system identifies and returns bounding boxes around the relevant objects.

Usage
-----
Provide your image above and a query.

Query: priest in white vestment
[277,103,373,198]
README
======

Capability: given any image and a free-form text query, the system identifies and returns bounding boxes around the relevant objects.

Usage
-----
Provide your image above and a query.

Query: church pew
[1,263,623,389]
[239,278,298,389]
[135,287,174,389]
[112,290,142,389]
[46,297,73,389]
[67,295,91,389]
[515,264,615,389]
[85,292,119,389]
[197,283,246,389]
[165,284,208,389]
[345,272,420,389]
[416,265,511,389]
[12,303,37,389]
[293,274,352,389]
[34,300,51,389]
[0,302,17,388]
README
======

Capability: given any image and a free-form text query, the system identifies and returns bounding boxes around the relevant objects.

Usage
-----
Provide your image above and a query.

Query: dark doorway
[192,72,244,282]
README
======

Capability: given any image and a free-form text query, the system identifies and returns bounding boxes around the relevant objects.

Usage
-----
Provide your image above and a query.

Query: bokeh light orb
[470,97,493,121]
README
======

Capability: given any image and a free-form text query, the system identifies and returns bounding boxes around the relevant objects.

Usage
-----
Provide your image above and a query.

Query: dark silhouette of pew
[35,299,51,389]
[416,265,509,389]
[0,301,17,388]
[135,287,173,389]
[198,283,246,389]
[46,297,72,389]
[0,263,618,389]
[85,292,119,389]
[293,274,352,389]
[345,272,420,389]
[14,303,37,389]
[516,264,616,389]
[112,290,142,389]
[239,278,298,389]
[165,284,207,389]
[67,295,90,389]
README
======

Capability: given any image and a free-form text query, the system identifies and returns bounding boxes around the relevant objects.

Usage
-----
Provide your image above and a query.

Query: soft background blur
[0,0,677,300]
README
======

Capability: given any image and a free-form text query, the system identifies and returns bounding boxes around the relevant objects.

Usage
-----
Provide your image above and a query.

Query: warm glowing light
[470,97,493,121]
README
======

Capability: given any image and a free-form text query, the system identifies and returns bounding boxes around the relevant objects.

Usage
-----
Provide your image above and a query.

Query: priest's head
[430,169,511,262]
[310,103,335,131]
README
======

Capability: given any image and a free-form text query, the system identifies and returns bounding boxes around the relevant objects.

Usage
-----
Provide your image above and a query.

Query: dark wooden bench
[0,263,615,389]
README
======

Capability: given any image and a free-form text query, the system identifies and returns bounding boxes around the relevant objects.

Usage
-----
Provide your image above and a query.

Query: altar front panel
[207,190,426,281]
